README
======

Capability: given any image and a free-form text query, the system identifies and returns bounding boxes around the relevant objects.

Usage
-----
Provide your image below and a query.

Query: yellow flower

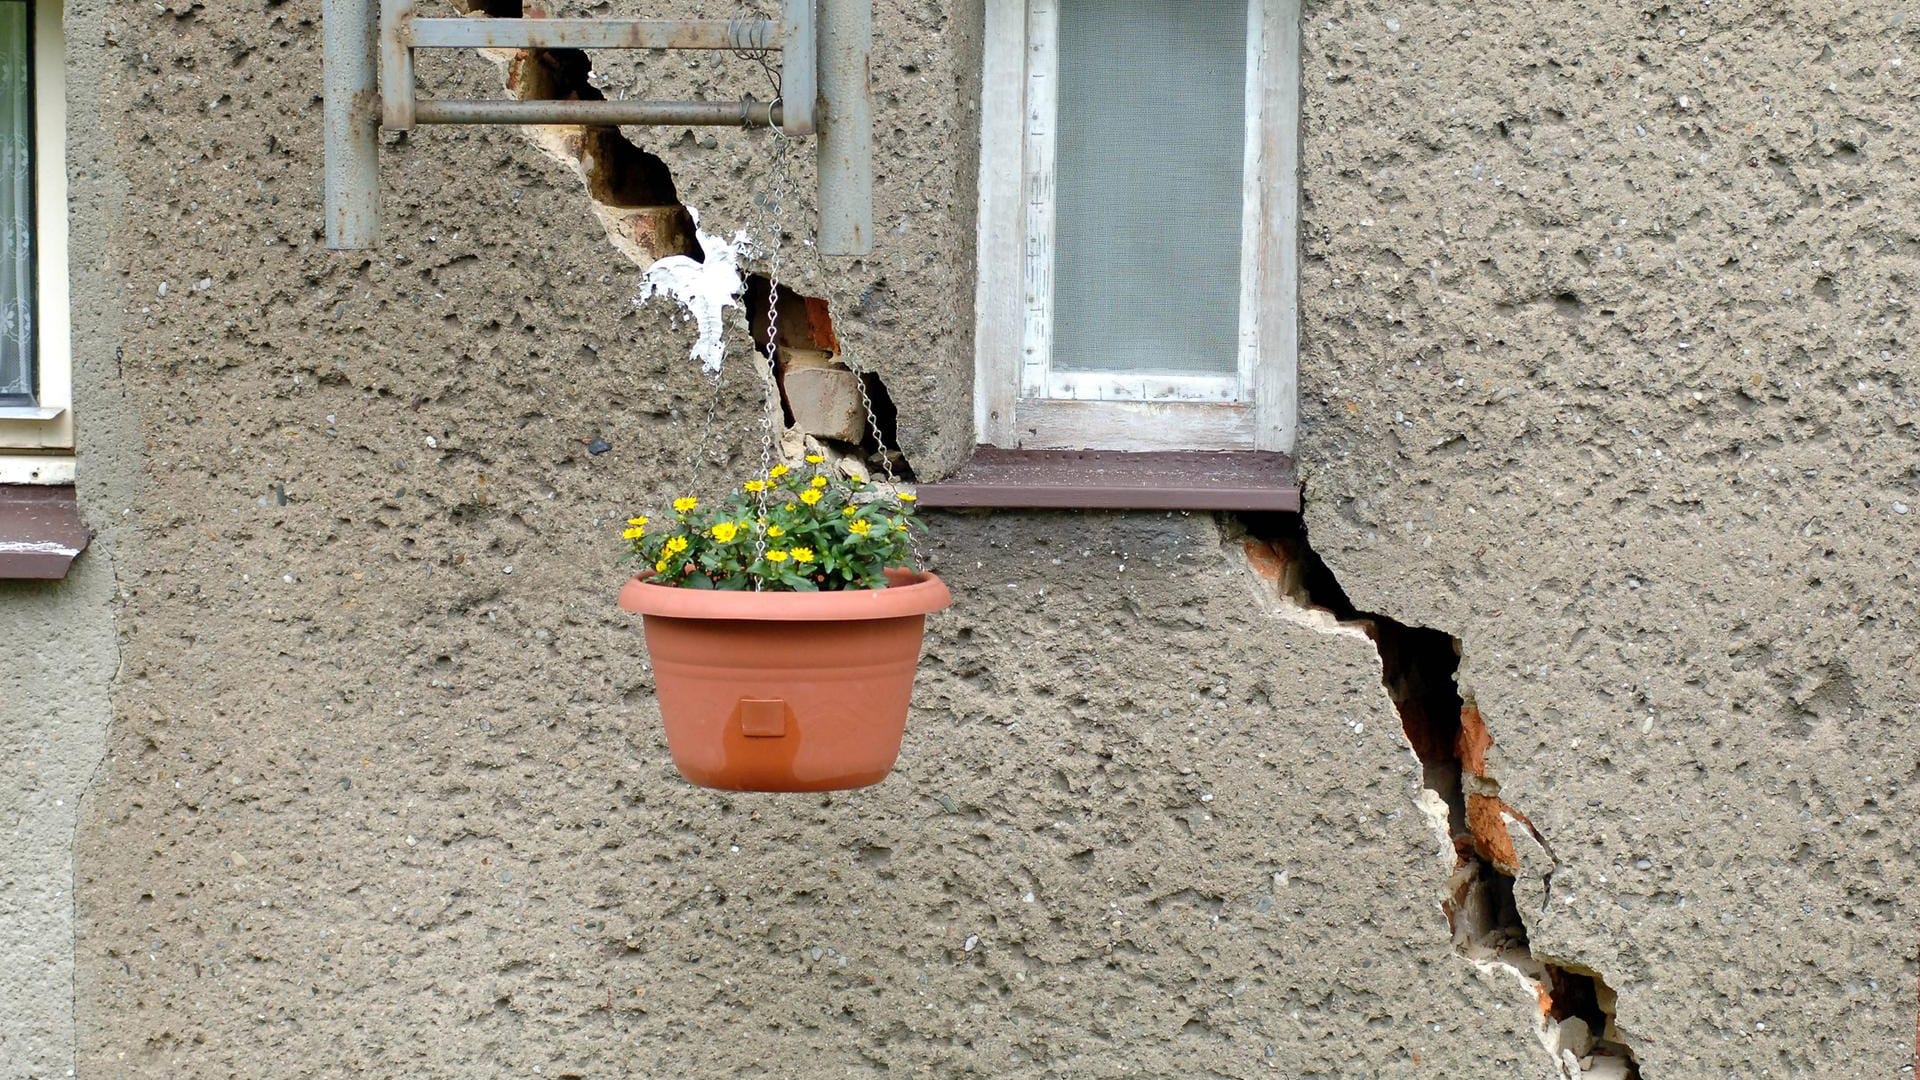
[711,521,740,543]
[842,506,857,517]
[799,489,823,506]
[765,549,789,563]
[768,464,790,479]
[848,519,872,536]
[897,492,917,503]
[744,480,767,493]
[784,502,798,512]
[627,515,649,526]
[654,558,670,574]
[622,526,646,540]
[806,454,825,464]
[767,525,786,538]
[673,497,699,514]
[810,475,829,489]
[791,547,815,563]
[894,522,908,532]
[666,535,689,554]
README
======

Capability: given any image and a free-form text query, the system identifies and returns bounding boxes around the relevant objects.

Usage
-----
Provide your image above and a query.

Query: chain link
[747,122,796,589]
[728,6,921,571]
[835,339,925,565]
[687,369,729,475]
[676,0,778,505]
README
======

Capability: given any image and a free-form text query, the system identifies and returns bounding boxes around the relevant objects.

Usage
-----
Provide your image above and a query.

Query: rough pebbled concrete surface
[37,0,1917,1076]
[1296,0,1920,1073]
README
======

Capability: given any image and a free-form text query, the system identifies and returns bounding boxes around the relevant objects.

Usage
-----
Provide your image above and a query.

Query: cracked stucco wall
[0,0,133,1075]
[0,0,1902,1076]
[1294,0,1918,1072]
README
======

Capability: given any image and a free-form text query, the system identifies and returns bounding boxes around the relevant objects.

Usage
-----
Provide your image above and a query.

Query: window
[0,0,71,481]
[972,0,1298,454]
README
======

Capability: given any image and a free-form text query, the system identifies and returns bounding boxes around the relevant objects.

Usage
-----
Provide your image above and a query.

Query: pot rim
[619,568,952,622]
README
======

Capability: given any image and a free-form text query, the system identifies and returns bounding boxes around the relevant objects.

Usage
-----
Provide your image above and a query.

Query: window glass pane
[0,0,32,401]
[1051,0,1246,377]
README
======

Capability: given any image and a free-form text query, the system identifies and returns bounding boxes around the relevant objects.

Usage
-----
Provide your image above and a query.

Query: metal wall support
[404,17,780,51]
[324,0,873,255]
[816,0,872,256]
[778,0,817,136]
[414,99,786,128]
[323,0,379,249]
[379,0,417,129]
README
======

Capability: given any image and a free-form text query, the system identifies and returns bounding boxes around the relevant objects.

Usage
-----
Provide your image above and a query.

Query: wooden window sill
[0,484,91,580]
[916,448,1299,511]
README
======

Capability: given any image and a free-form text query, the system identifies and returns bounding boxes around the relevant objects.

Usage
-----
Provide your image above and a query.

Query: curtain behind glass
[0,1,32,400]
[1051,0,1246,377]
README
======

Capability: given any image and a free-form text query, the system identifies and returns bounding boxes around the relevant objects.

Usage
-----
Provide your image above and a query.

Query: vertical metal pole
[778,0,816,135]
[324,0,380,249]
[379,0,417,130]
[816,0,872,256]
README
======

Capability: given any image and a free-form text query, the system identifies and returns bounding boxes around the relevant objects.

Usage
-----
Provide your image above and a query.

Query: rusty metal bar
[816,0,871,255]
[404,17,779,51]
[777,0,816,134]
[378,0,416,129]
[413,97,785,128]
[323,0,379,249]
[328,2,871,250]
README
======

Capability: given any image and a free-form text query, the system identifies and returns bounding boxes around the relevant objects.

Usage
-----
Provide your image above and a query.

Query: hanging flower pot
[620,567,949,791]
[617,454,950,791]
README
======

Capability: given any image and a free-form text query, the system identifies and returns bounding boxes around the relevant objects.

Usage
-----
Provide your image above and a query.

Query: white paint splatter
[0,540,80,556]
[636,207,751,374]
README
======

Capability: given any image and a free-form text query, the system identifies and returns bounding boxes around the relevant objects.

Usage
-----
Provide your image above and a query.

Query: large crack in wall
[447,2,907,475]
[741,273,907,471]
[1236,511,1644,1080]
[437,7,1631,1068]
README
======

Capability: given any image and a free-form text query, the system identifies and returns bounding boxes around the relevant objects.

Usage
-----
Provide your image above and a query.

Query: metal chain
[689,369,729,477]
[725,12,918,570]
[747,122,795,589]
[836,342,925,565]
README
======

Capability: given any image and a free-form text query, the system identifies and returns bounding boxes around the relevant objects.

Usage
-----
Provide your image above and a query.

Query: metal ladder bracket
[325,0,868,255]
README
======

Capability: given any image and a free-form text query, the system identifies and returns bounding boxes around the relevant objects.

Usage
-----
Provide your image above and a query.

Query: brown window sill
[916,448,1299,511]
[0,484,91,580]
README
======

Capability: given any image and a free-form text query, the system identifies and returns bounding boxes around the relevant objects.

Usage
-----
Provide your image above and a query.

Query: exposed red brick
[1456,700,1494,778]
[1467,793,1519,875]
[801,296,839,355]
[1241,538,1290,583]
[624,207,697,263]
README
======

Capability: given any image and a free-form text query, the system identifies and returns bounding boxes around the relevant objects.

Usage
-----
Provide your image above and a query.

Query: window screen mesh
[1050,0,1246,377]
[0,1,32,401]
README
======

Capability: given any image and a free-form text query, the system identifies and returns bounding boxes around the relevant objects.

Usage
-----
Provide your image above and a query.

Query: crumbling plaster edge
[1220,511,1641,1078]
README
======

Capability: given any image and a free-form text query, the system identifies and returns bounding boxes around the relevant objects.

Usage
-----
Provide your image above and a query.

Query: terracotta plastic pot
[619,569,952,792]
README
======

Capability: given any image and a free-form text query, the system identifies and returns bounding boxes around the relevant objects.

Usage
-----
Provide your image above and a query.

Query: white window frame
[0,0,72,483]
[972,0,1299,453]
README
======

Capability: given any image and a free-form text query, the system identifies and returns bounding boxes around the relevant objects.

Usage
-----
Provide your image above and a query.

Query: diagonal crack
[1236,510,1644,1080]
[442,2,909,473]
